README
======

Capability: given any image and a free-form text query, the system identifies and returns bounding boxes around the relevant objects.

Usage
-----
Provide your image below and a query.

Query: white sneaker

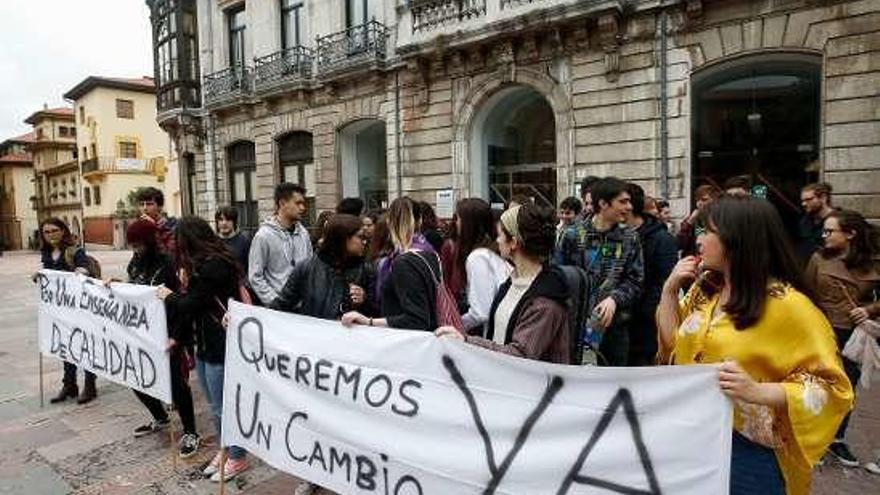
[202,450,224,477]
[865,459,880,475]
[210,457,249,482]
[294,482,317,495]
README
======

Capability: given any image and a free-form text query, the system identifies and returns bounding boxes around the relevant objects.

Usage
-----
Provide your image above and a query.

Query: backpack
[557,264,589,364]
[64,246,102,278]
[411,251,464,332]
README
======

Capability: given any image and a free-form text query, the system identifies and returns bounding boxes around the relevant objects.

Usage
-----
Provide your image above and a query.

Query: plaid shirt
[553,219,644,315]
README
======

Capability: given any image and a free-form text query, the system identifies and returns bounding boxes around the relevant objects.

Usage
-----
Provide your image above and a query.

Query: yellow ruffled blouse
[660,282,853,495]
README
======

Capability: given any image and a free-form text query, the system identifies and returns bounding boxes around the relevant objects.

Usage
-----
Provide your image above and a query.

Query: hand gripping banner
[223,301,732,495]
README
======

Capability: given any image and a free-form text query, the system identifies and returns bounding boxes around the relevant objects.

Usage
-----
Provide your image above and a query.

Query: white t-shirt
[461,248,512,334]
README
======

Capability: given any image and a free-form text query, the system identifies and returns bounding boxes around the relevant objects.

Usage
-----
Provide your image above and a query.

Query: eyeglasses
[821,228,842,237]
[42,228,62,235]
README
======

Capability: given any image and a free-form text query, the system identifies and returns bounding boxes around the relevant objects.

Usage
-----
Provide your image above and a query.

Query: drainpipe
[395,70,403,199]
[659,7,670,198]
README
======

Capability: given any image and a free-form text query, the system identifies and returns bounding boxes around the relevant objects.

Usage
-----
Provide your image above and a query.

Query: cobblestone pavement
[0,250,876,494]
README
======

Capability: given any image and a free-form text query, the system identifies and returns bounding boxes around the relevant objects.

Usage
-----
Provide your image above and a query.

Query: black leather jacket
[270,253,376,320]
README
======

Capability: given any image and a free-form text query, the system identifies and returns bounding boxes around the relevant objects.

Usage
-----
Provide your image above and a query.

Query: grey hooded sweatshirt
[248,216,313,305]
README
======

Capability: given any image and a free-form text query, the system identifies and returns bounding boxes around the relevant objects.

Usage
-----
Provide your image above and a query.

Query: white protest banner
[224,301,733,495]
[36,269,172,403]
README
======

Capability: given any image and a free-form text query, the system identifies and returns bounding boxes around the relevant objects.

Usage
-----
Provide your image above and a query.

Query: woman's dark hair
[365,208,384,224]
[313,210,335,245]
[174,215,242,281]
[825,209,879,272]
[418,201,438,231]
[696,196,810,330]
[625,183,646,216]
[500,203,556,261]
[319,214,364,267]
[368,215,393,262]
[39,217,75,254]
[455,198,497,284]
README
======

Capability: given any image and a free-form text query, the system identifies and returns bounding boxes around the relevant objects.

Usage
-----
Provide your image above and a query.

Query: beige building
[147,0,880,231]
[0,132,38,250]
[63,76,180,245]
[24,107,83,240]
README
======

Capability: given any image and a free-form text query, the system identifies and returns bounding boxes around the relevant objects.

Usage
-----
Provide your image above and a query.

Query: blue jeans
[730,432,784,495]
[196,359,246,460]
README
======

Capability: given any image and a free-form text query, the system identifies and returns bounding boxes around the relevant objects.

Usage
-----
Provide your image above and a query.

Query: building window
[116,99,135,119]
[79,106,85,124]
[84,187,91,206]
[70,127,76,137]
[36,128,44,139]
[150,0,200,111]
[278,131,315,225]
[90,144,97,159]
[228,7,246,68]
[346,0,370,28]
[82,146,88,160]
[119,141,138,158]
[59,127,68,137]
[281,0,303,49]
[228,141,257,230]
[182,152,197,215]
[93,186,101,206]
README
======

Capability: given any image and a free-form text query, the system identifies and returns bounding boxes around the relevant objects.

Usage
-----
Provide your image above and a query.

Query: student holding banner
[122,219,200,458]
[656,196,853,495]
[271,214,375,320]
[38,217,98,405]
[436,203,571,364]
[156,216,249,482]
[343,197,440,331]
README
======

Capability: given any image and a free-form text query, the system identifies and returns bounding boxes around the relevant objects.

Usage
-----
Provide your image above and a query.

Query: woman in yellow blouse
[657,196,853,495]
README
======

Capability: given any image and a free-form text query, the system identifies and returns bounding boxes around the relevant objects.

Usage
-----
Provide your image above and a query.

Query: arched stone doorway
[691,52,821,230]
[469,85,557,208]
[338,119,388,210]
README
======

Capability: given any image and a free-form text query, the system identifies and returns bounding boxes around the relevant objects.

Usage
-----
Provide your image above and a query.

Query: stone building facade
[0,132,38,250]
[24,107,84,240]
[147,0,880,230]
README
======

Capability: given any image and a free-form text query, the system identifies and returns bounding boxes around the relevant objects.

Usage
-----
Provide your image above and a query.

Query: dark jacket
[165,256,239,363]
[127,251,177,289]
[127,251,186,344]
[41,246,88,272]
[223,231,252,277]
[381,251,439,331]
[271,252,376,320]
[472,265,571,364]
[630,216,678,362]
[796,213,826,266]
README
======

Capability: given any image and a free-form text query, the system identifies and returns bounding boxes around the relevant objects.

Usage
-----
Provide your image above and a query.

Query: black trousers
[833,327,861,440]
[133,348,196,435]
[62,362,95,388]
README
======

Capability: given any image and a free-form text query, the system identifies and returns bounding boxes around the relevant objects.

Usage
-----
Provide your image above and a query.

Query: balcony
[81,156,152,177]
[316,20,388,79]
[203,66,253,107]
[396,0,634,55]
[254,46,314,95]
[411,0,486,33]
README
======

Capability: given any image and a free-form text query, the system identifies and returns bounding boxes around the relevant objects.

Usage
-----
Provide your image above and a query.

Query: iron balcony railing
[254,46,314,90]
[316,20,388,75]
[203,66,252,105]
[411,0,486,33]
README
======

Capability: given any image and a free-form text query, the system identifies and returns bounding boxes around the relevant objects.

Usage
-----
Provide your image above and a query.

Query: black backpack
[557,265,589,364]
